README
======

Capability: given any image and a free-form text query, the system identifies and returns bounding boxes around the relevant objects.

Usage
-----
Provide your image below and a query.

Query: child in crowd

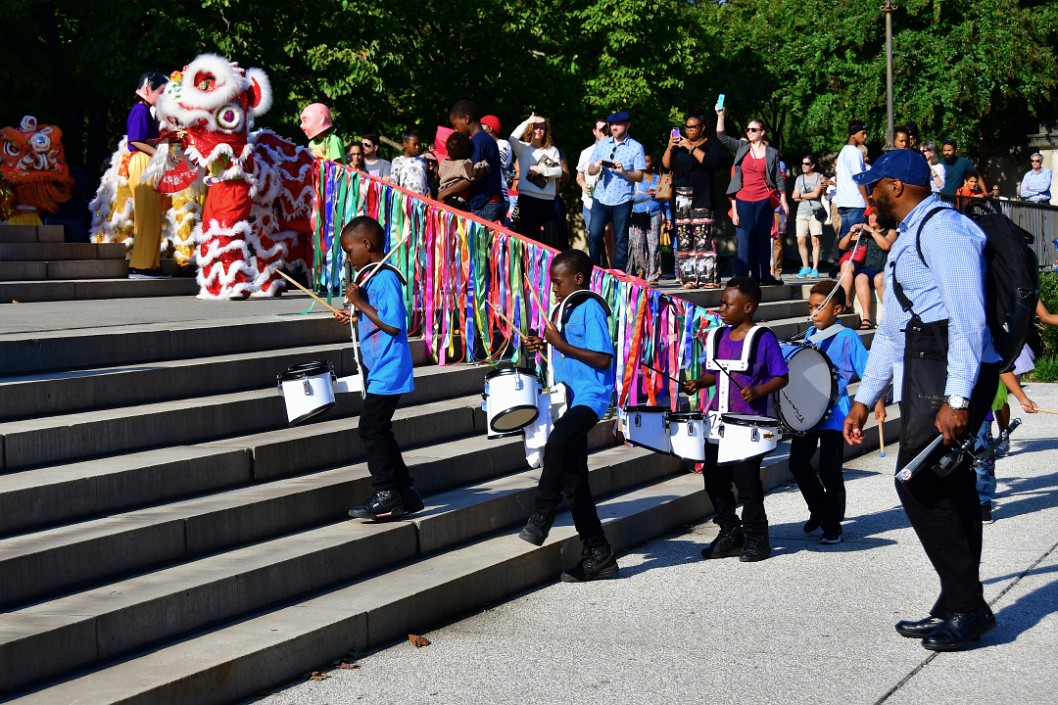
[684,277,789,562]
[299,103,345,162]
[335,216,423,520]
[955,171,988,210]
[787,280,876,544]
[975,368,1038,522]
[520,249,618,582]
[390,130,429,195]
[438,131,491,211]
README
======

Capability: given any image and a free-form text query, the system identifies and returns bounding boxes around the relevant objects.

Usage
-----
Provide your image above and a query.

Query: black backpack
[893,200,1039,370]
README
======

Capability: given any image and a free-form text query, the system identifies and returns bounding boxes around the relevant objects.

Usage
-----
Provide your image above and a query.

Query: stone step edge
[0,445,672,694]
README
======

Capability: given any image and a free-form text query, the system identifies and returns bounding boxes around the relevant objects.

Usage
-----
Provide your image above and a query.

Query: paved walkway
[248,385,1058,705]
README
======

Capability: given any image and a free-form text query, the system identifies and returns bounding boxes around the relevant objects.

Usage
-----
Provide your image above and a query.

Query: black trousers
[359,392,413,492]
[703,442,768,534]
[894,319,1000,616]
[788,429,846,533]
[534,405,607,548]
[516,195,564,250]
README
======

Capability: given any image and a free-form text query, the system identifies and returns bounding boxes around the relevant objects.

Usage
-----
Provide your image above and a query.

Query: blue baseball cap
[853,148,932,190]
[607,110,631,123]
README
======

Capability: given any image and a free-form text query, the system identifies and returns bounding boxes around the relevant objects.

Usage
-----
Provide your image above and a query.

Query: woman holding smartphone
[715,103,788,285]
[509,113,564,248]
[662,108,723,289]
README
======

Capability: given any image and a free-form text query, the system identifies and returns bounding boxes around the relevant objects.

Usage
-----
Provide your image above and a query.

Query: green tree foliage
[2,0,1056,178]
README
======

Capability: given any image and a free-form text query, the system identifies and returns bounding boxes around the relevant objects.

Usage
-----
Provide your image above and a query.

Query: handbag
[655,173,672,200]
[768,189,781,210]
[812,204,828,222]
[838,237,867,265]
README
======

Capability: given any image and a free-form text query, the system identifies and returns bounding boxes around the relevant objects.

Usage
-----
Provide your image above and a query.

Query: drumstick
[641,362,682,385]
[1033,407,1058,415]
[878,418,886,457]
[356,233,411,288]
[524,283,556,330]
[714,363,744,390]
[276,270,344,315]
[486,300,522,332]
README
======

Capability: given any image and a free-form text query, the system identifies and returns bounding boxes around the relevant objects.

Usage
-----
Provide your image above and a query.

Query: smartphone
[717,93,726,110]
[670,127,681,140]
[600,160,615,168]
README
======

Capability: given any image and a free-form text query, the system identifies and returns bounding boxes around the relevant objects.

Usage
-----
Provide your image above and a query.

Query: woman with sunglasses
[715,104,788,285]
[919,141,945,194]
[792,154,825,278]
[509,113,564,248]
[662,108,723,289]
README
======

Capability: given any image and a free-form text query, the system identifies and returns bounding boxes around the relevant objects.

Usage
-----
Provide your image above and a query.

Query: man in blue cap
[586,110,646,272]
[843,148,1001,652]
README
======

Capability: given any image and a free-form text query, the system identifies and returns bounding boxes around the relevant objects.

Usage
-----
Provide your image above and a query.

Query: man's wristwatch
[946,395,970,411]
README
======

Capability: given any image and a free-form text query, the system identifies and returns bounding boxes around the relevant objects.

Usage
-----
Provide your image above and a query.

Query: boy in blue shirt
[788,280,874,544]
[335,216,423,520]
[520,250,619,582]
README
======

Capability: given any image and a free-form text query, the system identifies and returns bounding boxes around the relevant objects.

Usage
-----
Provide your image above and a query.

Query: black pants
[788,429,846,533]
[894,319,1000,616]
[534,406,606,548]
[703,442,767,534]
[516,195,564,250]
[359,392,413,492]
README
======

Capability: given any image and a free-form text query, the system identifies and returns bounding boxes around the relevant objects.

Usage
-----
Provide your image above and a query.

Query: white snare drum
[777,344,838,434]
[277,361,337,426]
[483,367,541,437]
[666,411,706,462]
[620,405,671,454]
[716,413,781,465]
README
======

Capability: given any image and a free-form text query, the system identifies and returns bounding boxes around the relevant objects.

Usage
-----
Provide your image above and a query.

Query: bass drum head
[491,405,540,433]
[777,345,837,433]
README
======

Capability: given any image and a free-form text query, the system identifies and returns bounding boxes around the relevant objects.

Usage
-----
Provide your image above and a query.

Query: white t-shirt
[576,143,599,208]
[835,144,867,208]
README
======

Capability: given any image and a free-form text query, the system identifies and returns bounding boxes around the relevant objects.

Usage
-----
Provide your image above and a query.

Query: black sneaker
[518,512,555,546]
[803,515,823,534]
[400,487,425,515]
[981,503,993,523]
[820,529,843,545]
[561,544,619,582]
[348,490,407,519]
[701,526,744,559]
[739,532,771,562]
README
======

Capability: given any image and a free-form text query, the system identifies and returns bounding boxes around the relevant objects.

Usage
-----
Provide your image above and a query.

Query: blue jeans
[588,200,633,271]
[582,203,592,233]
[735,198,772,280]
[837,206,865,239]
[473,200,506,224]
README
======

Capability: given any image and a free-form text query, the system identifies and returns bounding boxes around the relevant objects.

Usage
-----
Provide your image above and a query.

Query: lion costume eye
[3,140,20,157]
[30,133,51,152]
[216,104,244,130]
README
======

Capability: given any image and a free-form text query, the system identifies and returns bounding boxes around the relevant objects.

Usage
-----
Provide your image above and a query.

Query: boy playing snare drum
[520,249,618,582]
[335,216,423,520]
[788,279,878,544]
[683,277,789,562]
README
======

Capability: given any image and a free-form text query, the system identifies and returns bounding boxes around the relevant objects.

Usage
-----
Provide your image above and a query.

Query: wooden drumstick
[524,283,556,330]
[878,418,886,457]
[1033,407,1058,415]
[276,270,343,315]
[486,300,522,332]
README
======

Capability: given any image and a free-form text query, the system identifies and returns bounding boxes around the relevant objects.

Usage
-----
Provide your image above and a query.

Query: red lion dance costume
[0,115,73,226]
[151,54,314,299]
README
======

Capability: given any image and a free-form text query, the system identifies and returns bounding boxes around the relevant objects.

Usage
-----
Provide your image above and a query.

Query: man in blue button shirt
[586,111,646,272]
[844,148,1001,653]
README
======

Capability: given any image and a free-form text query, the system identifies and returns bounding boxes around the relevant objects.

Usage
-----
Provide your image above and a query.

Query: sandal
[680,282,699,290]
[858,319,875,330]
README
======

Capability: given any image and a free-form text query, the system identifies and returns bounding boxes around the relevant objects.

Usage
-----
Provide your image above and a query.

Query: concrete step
[0,360,488,470]
[661,282,814,309]
[0,259,129,281]
[0,225,64,244]
[0,313,351,376]
[0,242,125,261]
[0,338,434,422]
[0,443,673,693]
[0,277,199,304]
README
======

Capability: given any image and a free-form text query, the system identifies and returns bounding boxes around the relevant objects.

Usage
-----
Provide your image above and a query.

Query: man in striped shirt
[843,148,1002,653]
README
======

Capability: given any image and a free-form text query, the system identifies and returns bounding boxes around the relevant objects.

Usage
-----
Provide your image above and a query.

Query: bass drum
[776,344,838,434]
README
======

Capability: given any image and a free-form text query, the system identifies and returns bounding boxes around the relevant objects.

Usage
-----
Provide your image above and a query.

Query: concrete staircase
[0,224,197,303]
[0,283,894,705]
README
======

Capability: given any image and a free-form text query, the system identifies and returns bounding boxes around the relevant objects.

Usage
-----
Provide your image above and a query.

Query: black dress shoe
[895,616,946,639]
[921,607,996,651]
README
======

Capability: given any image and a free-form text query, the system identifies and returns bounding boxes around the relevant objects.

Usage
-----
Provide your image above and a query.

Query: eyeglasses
[684,123,702,129]
[361,141,373,148]
[1031,159,1042,163]
[801,161,813,166]
[746,127,762,133]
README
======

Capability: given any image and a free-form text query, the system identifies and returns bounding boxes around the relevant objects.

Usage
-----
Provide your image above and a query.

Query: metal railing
[938,195,1058,267]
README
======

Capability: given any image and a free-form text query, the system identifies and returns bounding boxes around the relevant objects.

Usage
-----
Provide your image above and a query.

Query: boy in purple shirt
[684,277,789,562]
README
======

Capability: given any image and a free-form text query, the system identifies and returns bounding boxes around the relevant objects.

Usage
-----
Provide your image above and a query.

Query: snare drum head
[278,360,334,381]
[777,345,837,433]
[721,413,781,428]
[491,405,539,433]
[624,405,668,414]
[665,411,703,421]
[484,366,539,382]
